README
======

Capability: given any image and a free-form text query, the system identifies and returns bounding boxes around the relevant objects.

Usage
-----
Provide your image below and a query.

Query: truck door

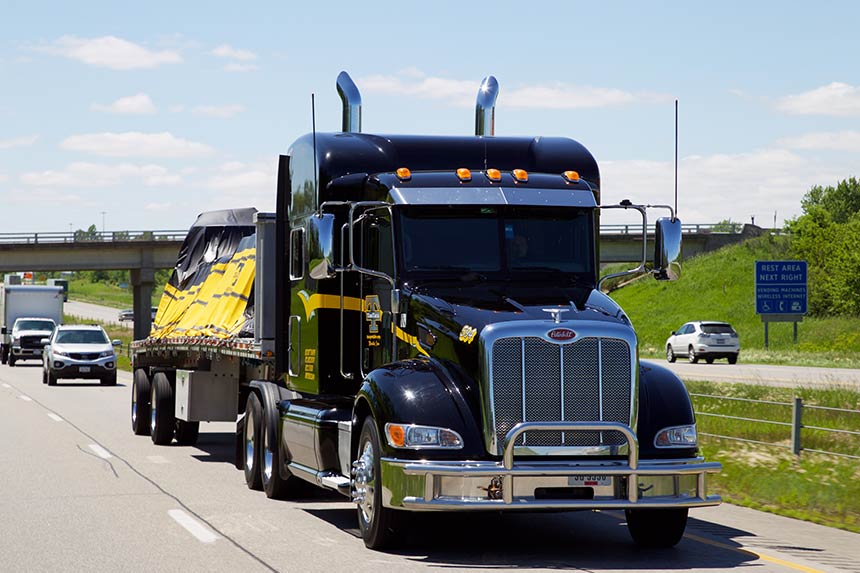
[356,209,395,375]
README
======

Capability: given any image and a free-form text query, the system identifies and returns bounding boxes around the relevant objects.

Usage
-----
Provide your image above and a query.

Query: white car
[42,324,121,386]
[666,321,739,364]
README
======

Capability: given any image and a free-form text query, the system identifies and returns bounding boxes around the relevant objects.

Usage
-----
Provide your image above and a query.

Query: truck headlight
[385,423,463,449]
[654,424,697,448]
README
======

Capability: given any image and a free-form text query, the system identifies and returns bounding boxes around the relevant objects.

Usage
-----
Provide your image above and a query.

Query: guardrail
[691,393,860,460]
[0,230,187,244]
[600,223,726,235]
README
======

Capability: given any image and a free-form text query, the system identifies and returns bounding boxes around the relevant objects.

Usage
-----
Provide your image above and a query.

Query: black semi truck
[131,72,720,549]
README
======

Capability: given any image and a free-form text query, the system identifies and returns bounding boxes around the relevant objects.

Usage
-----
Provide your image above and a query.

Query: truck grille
[20,336,47,349]
[489,336,632,453]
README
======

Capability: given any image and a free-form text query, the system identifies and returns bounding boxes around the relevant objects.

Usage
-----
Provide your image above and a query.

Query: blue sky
[1,1,859,232]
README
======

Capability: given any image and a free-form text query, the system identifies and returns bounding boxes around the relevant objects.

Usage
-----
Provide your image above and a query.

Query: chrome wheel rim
[131,380,138,424]
[245,409,256,472]
[263,424,273,483]
[150,385,157,432]
[354,440,376,525]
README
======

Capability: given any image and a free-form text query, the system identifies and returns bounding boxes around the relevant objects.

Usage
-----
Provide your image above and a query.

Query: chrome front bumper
[380,421,722,511]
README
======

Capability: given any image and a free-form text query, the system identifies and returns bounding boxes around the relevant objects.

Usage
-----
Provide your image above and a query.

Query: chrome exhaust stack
[336,71,362,133]
[475,75,499,136]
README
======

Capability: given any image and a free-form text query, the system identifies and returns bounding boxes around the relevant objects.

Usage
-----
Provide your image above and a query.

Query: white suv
[666,321,739,364]
[42,325,121,385]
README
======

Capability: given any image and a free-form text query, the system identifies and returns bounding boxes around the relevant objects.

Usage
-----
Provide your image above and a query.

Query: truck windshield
[397,205,594,281]
[14,320,55,331]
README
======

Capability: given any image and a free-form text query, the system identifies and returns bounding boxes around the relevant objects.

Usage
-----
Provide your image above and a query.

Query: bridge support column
[130,266,154,341]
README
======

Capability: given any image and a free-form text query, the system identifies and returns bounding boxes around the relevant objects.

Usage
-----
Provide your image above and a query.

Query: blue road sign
[755,260,807,314]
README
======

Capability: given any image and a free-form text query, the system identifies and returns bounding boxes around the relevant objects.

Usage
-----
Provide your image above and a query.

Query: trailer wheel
[0,346,7,365]
[355,417,403,549]
[132,369,151,435]
[243,393,263,490]
[150,372,175,445]
[261,402,289,499]
[8,354,16,367]
[175,420,200,446]
[626,508,688,548]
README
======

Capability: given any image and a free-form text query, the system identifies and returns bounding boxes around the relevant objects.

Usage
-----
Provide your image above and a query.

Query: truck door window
[290,227,304,280]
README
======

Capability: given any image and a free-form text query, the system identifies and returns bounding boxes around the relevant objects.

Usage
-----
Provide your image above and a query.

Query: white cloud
[224,62,259,72]
[144,202,175,211]
[2,188,82,205]
[359,70,671,108]
[777,131,860,152]
[777,82,860,116]
[212,44,257,61]
[168,104,185,113]
[61,132,214,158]
[0,135,38,149]
[601,148,845,227]
[192,104,245,118]
[205,160,276,211]
[20,162,182,187]
[91,93,157,115]
[40,35,182,70]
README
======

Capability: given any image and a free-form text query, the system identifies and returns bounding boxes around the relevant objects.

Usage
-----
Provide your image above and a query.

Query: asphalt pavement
[1,361,858,572]
[650,360,860,388]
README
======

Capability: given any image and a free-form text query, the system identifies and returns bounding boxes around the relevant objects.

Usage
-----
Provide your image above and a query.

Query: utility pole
[101,211,107,234]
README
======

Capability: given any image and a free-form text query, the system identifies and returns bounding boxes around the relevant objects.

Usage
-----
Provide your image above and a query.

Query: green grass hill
[609,234,860,368]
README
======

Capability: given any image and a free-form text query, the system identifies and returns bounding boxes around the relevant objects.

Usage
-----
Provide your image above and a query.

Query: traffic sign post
[755,261,807,348]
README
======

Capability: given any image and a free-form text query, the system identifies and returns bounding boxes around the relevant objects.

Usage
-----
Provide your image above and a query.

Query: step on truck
[131,72,721,549]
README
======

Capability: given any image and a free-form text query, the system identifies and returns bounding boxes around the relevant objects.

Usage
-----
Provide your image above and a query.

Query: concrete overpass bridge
[0,224,762,339]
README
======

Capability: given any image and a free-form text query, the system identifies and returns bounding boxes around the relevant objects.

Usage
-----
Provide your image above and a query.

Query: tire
[132,369,151,436]
[175,420,200,446]
[626,508,688,548]
[1,347,7,365]
[47,370,57,386]
[705,357,714,364]
[687,346,698,364]
[8,354,15,367]
[150,372,175,445]
[42,369,48,384]
[666,346,676,363]
[728,354,738,365]
[243,393,263,491]
[101,373,117,386]
[262,400,290,499]
[355,417,404,549]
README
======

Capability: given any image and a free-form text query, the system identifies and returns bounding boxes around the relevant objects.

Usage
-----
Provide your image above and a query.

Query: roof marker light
[457,168,472,182]
[512,169,528,182]
[396,167,412,181]
[563,170,580,183]
[485,168,501,182]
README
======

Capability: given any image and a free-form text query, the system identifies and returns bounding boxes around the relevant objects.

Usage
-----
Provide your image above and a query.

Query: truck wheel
[666,346,676,363]
[626,508,688,548]
[8,354,15,367]
[150,372,175,445]
[243,393,263,490]
[132,369,151,435]
[1,347,7,364]
[687,347,698,364]
[262,402,289,499]
[355,417,403,549]
[175,420,200,446]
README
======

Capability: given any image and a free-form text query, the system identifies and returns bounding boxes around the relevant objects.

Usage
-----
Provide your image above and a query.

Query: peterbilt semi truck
[131,72,720,549]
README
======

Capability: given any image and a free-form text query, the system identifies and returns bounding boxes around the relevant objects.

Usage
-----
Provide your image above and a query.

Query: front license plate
[568,475,611,487]
[79,366,91,373]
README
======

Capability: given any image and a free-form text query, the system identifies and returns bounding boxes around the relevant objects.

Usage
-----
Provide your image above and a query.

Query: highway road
[1,362,859,572]
[650,360,860,388]
[65,300,124,326]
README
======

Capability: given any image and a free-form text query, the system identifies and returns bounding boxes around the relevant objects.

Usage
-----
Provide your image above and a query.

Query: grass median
[688,380,860,533]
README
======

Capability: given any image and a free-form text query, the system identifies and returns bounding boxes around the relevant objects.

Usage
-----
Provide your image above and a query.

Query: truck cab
[8,317,56,366]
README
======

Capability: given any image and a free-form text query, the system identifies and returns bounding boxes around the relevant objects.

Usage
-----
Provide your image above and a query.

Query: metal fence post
[791,397,803,455]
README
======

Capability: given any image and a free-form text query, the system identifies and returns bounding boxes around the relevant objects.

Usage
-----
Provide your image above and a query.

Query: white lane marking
[47,413,64,422]
[168,509,219,543]
[147,455,169,464]
[88,444,112,459]
[19,395,32,402]
[2,383,10,388]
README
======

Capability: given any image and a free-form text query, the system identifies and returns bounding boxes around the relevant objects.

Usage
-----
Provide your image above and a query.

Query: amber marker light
[387,424,406,447]
[512,169,529,182]
[486,168,502,182]
[396,167,412,181]
[563,170,580,183]
[456,168,472,182]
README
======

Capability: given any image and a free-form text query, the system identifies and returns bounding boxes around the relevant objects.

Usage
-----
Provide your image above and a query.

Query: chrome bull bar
[381,421,722,510]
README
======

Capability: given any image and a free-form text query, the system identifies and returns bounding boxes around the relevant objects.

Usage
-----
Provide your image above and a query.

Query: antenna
[674,98,679,220]
[312,93,318,195]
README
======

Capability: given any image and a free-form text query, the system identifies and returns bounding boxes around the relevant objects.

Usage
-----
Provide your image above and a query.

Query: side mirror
[670,331,676,336]
[307,213,337,280]
[112,339,122,347]
[40,338,50,345]
[1,327,6,335]
[653,217,682,281]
